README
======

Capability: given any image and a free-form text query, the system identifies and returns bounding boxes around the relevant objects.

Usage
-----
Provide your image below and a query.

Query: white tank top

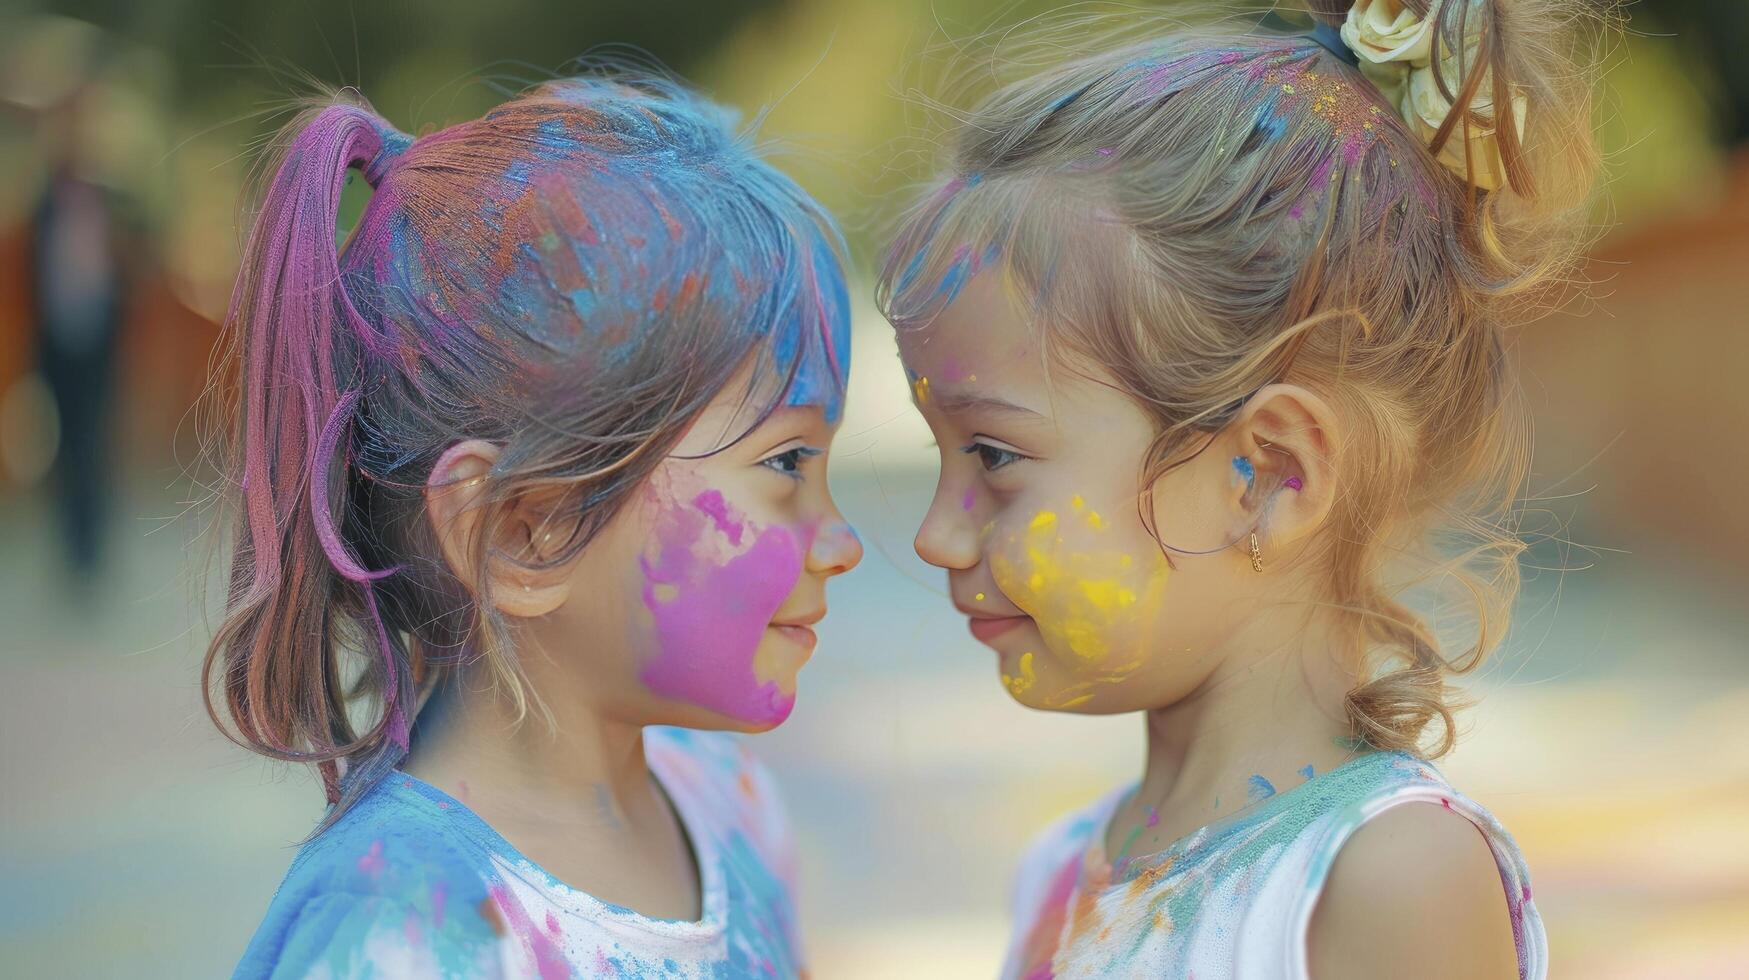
[1000,750,1546,980]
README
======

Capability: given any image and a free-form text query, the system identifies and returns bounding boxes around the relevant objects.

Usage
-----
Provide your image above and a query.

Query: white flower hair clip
[1334,0,1527,190]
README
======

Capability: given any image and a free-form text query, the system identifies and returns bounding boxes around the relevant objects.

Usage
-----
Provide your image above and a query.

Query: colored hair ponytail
[204,99,414,809]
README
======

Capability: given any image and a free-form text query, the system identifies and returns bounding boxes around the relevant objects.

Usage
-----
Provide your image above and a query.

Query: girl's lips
[967,615,1031,644]
[770,623,818,652]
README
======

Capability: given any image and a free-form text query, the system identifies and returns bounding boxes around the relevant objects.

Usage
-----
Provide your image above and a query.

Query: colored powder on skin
[990,496,1167,663]
[962,487,977,511]
[974,592,986,601]
[1002,651,1037,697]
[912,375,931,405]
[1299,763,1315,781]
[640,489,805,726]
[1231,456,1255,493]
[1284,475,1304,492]
[693,490,745,546]
[1247,775,1277,804]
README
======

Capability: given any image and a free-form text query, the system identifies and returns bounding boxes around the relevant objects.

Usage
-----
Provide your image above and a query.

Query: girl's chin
[686,695,797,733]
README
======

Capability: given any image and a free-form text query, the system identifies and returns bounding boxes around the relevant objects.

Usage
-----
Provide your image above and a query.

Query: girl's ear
[425,440,574,617]
[1228,384,1339,553]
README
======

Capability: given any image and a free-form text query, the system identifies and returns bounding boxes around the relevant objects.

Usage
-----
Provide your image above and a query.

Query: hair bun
[1330,0,1526,191]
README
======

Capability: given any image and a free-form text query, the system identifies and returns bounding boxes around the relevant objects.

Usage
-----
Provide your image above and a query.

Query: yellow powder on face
[911,376,930,404]
[992,497,1167,664]
[1002,651,1036,697]
[974,592,985,601]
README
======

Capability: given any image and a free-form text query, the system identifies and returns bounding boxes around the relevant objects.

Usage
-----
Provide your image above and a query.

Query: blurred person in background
[9,19,144,589]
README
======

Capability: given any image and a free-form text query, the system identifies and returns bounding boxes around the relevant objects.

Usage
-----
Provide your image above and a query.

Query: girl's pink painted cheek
[639,490,804,725]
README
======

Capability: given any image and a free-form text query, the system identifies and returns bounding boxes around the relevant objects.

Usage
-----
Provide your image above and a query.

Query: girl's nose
[914,482,980,571]
[808,515,863,577]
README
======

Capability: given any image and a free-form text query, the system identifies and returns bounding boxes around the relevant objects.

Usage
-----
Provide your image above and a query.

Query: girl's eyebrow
[933,389,1045,419]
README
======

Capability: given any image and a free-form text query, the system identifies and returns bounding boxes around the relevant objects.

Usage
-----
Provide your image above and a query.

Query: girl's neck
[399,658,705,921]
[401,662,658,831]
[1118,607,1359,857]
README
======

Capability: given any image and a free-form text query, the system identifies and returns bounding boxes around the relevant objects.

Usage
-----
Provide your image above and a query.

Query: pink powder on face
[692,489,745,546]
[962,488,977,511]
[639,489,806,726]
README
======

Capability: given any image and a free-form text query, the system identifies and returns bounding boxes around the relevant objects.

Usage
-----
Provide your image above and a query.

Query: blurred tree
[1635,0,1749,143]
[25,0,788,128]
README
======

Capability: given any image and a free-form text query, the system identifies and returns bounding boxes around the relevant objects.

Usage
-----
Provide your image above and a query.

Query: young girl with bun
[880,1,1605,976]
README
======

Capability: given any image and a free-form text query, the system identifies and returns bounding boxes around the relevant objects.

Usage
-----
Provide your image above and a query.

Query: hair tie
[1334,0,1526,191]
[363,127,412,187]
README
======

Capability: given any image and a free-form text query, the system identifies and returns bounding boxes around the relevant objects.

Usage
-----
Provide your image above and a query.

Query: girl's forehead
[896,275,1043,378]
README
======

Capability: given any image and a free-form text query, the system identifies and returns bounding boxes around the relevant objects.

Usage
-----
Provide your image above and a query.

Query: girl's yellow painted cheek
[990,497,1169,664]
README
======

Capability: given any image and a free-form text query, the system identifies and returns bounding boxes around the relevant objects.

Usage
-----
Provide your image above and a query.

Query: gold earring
[1249,532,1264,573]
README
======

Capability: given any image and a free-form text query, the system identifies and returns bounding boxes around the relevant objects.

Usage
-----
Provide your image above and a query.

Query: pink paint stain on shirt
[356,840,386,877]
[488,885,569,980]
[640,489,805,726]
[1017,854,1083,980]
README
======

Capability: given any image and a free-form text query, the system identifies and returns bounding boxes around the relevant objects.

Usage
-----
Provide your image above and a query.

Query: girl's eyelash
[760,445,822,478]
[960,440,1029,472]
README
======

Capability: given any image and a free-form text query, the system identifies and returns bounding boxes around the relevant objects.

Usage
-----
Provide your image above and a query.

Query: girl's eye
[961,441,1027,472]
[760,446,821,478]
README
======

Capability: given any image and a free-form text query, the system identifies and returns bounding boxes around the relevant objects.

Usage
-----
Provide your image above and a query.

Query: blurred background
[1,1,1745,977]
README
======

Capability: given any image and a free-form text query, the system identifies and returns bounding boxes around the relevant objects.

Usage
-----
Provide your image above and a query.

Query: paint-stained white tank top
[1000,750,1546,980]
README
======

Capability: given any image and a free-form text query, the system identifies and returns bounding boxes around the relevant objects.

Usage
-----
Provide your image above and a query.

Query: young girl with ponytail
[881,1,1606,976]
[209,74,860,978]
